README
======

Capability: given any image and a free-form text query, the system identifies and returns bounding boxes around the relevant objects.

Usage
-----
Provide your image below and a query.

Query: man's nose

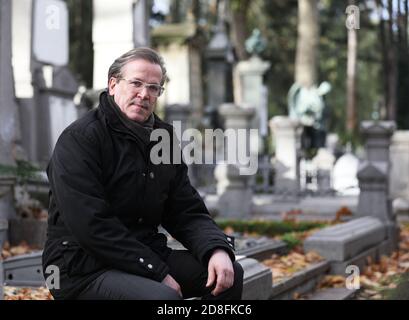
[137,86,149,99]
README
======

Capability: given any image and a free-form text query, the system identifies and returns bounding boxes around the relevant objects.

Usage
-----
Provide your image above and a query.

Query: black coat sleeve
[161,159,236,266]
[48,130,169,281]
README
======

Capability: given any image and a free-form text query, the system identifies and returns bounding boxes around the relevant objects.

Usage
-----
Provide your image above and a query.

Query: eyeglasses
[118,78,164,97]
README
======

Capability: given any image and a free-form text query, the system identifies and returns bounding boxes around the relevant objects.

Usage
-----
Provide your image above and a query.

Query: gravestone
[204,21,234,129]
[269,116,302,198]
[0,0,19,220]
[215,103,255,217]
[33,66,79,167]
[357,120,399,253]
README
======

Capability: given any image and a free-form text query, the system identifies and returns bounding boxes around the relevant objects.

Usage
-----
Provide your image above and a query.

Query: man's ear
[108,77,117,95]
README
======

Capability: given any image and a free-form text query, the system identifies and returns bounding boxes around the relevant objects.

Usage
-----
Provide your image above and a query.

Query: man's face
[108,59,163,123]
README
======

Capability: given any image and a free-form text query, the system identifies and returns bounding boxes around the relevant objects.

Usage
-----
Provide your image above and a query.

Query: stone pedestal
[269,116,302,198]
[216,104,255,217]
[234,55,270,153]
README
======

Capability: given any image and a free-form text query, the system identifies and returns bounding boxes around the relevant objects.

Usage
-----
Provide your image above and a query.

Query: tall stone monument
[0,0,19,220]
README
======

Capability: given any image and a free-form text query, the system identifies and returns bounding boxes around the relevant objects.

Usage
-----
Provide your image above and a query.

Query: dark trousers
[76,250,244,300]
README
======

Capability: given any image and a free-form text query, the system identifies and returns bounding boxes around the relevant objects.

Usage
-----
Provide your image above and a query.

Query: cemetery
[1,0,409,302]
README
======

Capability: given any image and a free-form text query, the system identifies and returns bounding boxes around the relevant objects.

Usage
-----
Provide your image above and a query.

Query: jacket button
[62,241,69,246]
[138,217,143,223]
[227,237,232,242]
[149,172,154,179]
[139,258,144,263]
[147,264,153,269]
[142,173,146,177]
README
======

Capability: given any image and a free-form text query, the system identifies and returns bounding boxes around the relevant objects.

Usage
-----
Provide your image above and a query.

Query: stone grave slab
[269,261,330,300]
[303,217,386,261]
[3,251,45,287]
[240,257,272,300]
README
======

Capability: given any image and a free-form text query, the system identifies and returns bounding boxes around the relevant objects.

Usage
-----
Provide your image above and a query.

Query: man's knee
[155,286,183,300]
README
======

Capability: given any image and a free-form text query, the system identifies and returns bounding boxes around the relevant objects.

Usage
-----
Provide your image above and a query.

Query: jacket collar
[98,90,173,145]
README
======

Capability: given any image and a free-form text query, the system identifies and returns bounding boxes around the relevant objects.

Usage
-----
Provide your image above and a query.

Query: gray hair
[108,47,167,85]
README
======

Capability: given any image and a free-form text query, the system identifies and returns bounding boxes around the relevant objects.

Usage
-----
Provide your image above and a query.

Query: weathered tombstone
[269,116,302,199]
[390,131,409,211]
[215,104,255,217]
[33,66,79,166]
[0,0,19,220]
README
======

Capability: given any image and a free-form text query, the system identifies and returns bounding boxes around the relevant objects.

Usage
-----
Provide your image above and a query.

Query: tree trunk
[346,17,357,134]
[295,0,319,88]
[387,0,397,120]
[230,0,251,61]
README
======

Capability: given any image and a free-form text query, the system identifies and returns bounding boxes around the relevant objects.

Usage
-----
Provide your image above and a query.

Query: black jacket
[42,91,235,299]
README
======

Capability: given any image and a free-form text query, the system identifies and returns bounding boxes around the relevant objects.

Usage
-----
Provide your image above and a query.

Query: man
[42,47,243,300]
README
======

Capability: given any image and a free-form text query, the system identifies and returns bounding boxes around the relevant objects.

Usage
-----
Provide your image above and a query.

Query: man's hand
[162,274,183,298]
[206,249,234,296]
